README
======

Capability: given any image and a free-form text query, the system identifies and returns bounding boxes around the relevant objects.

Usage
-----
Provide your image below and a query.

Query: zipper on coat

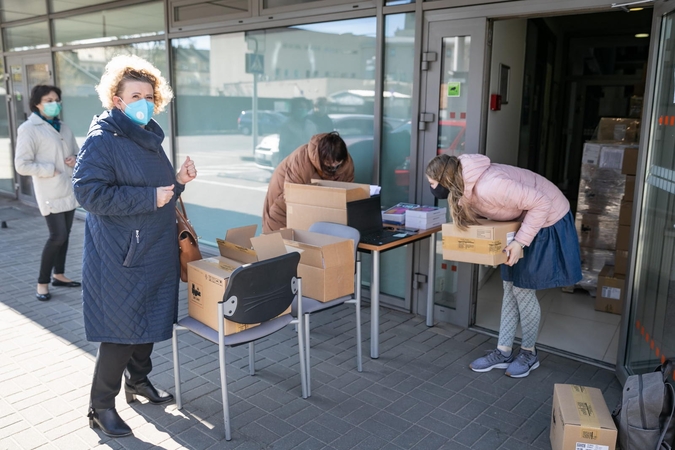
[123,230,140,267]
[639,374,647,429]
[136,230,139,243]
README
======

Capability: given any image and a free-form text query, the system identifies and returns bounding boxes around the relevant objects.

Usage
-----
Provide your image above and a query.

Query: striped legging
[497,281,540,350]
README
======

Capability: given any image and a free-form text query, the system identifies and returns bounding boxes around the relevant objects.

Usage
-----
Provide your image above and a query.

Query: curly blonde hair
[426,154,479,230]
[95,55,173,114]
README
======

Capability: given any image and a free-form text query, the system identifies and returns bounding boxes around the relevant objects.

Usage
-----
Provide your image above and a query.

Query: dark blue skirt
[501,210,582,290]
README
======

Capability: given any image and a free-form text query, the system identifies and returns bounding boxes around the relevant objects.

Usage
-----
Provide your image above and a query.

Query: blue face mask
[42,102,61,117]
[121,99,154,126]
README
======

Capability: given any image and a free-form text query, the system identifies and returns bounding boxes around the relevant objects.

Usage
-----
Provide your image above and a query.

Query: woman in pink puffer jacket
[426,153,582,378]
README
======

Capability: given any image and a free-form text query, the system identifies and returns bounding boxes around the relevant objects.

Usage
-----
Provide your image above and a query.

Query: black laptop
[347,196,414,246]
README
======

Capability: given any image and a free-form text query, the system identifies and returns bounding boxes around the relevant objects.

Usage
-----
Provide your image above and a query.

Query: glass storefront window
[627,12,675,373]
[50,0,118,14]
[171,0,249,23]
[54,41,169,149]
[171,17,377,248]
[4,21,50,52]
[53,2,164,47]
[1,0,46,22]
[376,13,415,301]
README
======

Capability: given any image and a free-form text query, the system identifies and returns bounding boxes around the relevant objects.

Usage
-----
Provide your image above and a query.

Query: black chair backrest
[222,252,300,325]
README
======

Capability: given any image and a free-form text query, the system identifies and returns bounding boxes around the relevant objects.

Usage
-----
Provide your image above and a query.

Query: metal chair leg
[172,325,183,409]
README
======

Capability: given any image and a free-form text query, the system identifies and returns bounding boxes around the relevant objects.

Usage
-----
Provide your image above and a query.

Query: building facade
[1,0,672,382]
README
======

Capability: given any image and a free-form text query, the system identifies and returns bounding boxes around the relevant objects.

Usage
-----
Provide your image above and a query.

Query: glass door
[415,17,488,326]
[625,2,675,374]
[7,54,53,205]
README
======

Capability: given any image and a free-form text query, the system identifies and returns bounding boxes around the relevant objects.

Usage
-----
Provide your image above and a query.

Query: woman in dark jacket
[73,55,197,438]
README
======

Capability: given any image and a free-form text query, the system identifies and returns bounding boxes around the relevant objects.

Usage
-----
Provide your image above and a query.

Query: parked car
[237,110,287,135]
[254,114,403,170]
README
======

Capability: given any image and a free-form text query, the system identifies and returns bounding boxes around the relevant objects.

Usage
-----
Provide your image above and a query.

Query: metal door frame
[6,53,54,205]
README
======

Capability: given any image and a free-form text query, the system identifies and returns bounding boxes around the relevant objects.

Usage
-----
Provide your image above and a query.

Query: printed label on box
[602,286,621,300]
[506,231,516,246]
[575,444,609,450]
[599,147,624,170]
[582,143,601,165]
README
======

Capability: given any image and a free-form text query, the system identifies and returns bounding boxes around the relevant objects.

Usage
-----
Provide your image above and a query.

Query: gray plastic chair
[172,252,308,441]
[293,222,362,397]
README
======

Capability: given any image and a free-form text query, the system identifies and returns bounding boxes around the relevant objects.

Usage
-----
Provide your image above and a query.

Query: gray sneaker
[470,348,514,372]
[505,349,540,378]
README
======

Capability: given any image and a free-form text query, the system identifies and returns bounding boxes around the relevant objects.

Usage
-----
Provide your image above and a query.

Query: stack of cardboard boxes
[187,225,355,335]
[595,146,637,314]
[574,117,639,314]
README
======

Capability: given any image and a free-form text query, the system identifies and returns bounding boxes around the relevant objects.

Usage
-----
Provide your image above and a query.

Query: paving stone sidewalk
[0,197,623,450]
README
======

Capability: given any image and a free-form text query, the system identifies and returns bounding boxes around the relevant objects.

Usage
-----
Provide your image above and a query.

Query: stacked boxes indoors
[574,118,639,315]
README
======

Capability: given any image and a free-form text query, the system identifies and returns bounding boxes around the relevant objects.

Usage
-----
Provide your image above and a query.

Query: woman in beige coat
[263,132,354,233]
[14,85,80,301]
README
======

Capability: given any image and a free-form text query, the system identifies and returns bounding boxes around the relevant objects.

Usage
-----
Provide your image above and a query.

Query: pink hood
[458,154,569,246]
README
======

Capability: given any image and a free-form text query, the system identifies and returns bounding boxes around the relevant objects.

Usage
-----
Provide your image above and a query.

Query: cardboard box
[442,219,521,266]
[596,265,625,315]
[550,384,618,450]
[619,200,633,227]
[285,180,370,230]
[189,227,297,333]
[405,206,447,229]
[277,228,355,302]
[187,257,293,334]
[382,202,420,225]
[624,175,636,201]
[615,250,628,276]
[616,225,631,251]
[575,212,618,251]
[621,147,639,175]
[596,117,640,143]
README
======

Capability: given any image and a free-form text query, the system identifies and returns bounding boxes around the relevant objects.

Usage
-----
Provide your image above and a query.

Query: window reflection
[172,17,377,247]
[54,42,169,148]
[53,2,165,47]
[4,21,50,52]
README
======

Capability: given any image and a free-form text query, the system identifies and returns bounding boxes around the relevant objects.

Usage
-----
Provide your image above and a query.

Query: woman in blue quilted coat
[73,55,197,438]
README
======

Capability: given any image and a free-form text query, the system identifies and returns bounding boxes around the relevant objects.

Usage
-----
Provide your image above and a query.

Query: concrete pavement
[0,196,623,449]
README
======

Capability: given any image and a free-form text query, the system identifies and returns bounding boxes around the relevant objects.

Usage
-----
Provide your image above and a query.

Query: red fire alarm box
[490,94,502,111]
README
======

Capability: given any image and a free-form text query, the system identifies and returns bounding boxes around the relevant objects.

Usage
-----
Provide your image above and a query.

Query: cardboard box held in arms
[285,180,370,231]
[442,219,521,266]
[187,225,296,334]
[550,384,617,450]
[275,228,355,302]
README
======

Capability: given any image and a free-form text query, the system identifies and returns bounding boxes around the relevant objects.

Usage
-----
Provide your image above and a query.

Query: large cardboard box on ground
[285,180,370,230]
[276,228,355,302]
[188,227,296,334]
[616,225,631,251]
[575,212,619,251]
[550,384,617,450]
[442,219,521,266]
[618,200,633,226]
[596,264,625,315]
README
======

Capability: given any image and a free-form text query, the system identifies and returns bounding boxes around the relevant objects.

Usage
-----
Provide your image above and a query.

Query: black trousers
[89,342,154,409]
[38,210,75,284]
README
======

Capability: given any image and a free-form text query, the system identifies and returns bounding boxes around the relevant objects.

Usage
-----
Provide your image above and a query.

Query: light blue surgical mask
[42,101,61,117]
[121,99,154,126]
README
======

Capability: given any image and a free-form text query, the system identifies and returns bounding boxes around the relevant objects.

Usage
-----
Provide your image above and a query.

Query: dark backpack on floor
[612,359,675,450]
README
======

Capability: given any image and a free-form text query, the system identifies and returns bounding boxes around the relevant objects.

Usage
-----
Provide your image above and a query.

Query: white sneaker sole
[470,362,511,373]
[506,361,540,378]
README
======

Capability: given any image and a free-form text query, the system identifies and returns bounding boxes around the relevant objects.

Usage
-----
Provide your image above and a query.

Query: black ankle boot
[125,379,174,404]
[88,408,132,437]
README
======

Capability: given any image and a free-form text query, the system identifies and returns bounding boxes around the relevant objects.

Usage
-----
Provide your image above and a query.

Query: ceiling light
[635,33,650,38]
[629,7,644,10]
